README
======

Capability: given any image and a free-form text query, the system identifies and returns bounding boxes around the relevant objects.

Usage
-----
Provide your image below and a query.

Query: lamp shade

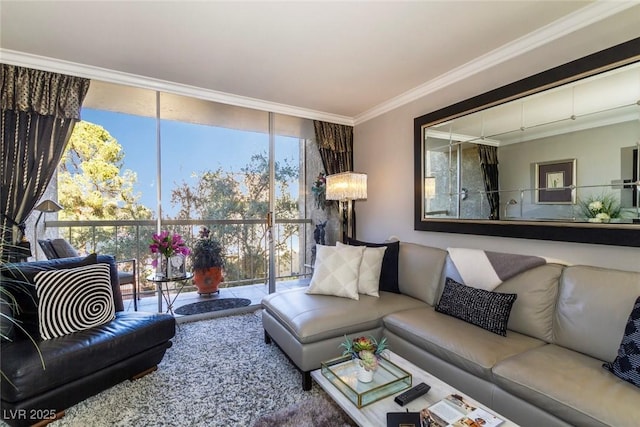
[325,172,367,201]
[424,176,436,198]
[34,199,63,213]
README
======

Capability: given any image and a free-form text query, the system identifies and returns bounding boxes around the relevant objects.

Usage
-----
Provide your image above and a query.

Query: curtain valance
[313,121,353,153]
[1,65,89,119]
[313,121,354,175]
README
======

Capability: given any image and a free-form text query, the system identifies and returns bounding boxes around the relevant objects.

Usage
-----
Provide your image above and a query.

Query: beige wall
[353,24,640,272]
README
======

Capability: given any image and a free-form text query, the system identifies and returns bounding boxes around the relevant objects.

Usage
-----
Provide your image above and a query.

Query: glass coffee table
[311,351,517,427]
[320,354,412,408]
[146,272,194,315]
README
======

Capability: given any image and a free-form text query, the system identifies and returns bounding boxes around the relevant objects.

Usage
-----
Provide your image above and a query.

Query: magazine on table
[420,394,503,427]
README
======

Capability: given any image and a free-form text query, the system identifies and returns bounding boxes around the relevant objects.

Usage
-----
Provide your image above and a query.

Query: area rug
[253,395,354,427]
[52,311,354,426]
[174,297,251,315]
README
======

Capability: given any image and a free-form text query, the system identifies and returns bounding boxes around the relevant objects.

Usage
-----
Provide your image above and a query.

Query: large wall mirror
[414,37,640,247]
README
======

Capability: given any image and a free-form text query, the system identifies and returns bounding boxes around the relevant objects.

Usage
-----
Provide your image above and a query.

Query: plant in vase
[577,192,621,223]
[149,230,191,278]
[311,172,328,210]
[341,335,388,383]
[191,227,225,295]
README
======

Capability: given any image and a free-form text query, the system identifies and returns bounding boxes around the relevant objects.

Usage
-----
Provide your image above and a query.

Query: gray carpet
[52,311,354,427]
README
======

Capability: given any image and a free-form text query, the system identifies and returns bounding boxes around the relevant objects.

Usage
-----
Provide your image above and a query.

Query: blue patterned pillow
[436,277,517,336]
[603,296,640,388]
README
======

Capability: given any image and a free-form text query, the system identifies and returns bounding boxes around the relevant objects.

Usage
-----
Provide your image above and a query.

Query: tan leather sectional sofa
[261,242,640,427]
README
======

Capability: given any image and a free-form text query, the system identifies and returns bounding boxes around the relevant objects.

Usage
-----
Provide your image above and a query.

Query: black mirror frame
[414,37,640,247]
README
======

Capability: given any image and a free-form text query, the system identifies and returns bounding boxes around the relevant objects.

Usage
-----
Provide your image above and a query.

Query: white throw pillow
[338,241,386,297]
[35,263,115,340]
[306,244,365,300]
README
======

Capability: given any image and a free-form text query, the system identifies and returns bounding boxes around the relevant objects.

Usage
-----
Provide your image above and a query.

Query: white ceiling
[1,1,639,125]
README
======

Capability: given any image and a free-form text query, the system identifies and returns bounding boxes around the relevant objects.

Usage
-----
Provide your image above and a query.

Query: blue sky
[82,108,300,217]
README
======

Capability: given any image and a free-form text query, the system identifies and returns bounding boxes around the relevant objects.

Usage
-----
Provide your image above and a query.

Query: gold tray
[321,355,412,408]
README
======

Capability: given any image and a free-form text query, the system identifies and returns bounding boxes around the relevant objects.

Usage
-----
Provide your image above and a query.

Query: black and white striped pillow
[35,263,115,340]
[436,277,517,336]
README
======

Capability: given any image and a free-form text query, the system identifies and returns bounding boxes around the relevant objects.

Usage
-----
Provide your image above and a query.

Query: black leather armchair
[0,255,175,426]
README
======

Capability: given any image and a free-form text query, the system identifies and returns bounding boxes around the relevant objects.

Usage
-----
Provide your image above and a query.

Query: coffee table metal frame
[311,350,517,427]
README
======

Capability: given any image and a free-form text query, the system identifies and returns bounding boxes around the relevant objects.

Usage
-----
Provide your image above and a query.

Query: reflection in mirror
[422,60,640,225]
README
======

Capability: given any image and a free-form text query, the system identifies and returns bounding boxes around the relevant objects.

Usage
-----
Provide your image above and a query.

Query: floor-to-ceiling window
[46,79,321,305]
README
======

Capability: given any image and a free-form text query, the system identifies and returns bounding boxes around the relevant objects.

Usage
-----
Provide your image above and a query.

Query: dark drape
[0,65,90,259]
[313,121,353,175]
[313,121,355,241]
[478,144,500,220]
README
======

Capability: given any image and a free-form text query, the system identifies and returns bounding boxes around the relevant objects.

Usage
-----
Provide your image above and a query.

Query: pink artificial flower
[149,230,191,262]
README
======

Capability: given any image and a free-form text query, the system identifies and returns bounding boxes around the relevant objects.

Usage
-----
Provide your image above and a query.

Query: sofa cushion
[435,277,517,336]
[492,264,562,342]
[603,296,640,388]
[37,239,58,260]
[0,311,175,403]
[35,263,116,340]
[493,344,640,427]
[442,258,562,342]
[50,238,80,258]
[306,244,364,300]
[347,238,400,294]
[383,307,544,381]
[262,287,427,344]
[398,243,447,305]
[554,265,640,362]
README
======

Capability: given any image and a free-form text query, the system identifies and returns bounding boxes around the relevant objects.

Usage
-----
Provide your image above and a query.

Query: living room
[2,1,639,269]
[2,1,640,426]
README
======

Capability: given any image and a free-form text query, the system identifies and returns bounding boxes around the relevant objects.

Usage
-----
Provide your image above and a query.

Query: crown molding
[2,1,633,129]
[0,49,354,127]
[353,1,637,126]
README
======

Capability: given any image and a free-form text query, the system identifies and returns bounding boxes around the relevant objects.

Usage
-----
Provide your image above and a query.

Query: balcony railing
[44,218,313,296]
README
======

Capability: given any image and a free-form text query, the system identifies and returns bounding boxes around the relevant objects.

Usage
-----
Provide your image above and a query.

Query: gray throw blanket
[447,247,567,291]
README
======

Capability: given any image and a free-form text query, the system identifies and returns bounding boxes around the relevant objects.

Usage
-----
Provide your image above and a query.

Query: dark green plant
[191,227,225,270]
[0,232,45,386]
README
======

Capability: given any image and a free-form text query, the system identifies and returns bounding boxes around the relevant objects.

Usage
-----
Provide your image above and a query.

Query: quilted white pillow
[306,244,365,300]
[337,241,386,297]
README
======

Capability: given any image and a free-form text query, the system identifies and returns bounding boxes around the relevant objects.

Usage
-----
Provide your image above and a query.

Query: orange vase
[193,267,223,295]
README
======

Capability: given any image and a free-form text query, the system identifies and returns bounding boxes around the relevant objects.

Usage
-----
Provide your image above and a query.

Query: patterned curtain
[478,145,500,220]
[313,121,353,175]
[0,65,90,259]
[313,121,355,240]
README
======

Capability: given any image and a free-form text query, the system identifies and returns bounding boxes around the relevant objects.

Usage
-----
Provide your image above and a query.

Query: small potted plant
[191,227,225,295]
[149,230,191,278]
[340,335,388,383]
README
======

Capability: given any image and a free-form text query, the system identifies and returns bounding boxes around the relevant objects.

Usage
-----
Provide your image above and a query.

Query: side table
[146,272,194,315]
